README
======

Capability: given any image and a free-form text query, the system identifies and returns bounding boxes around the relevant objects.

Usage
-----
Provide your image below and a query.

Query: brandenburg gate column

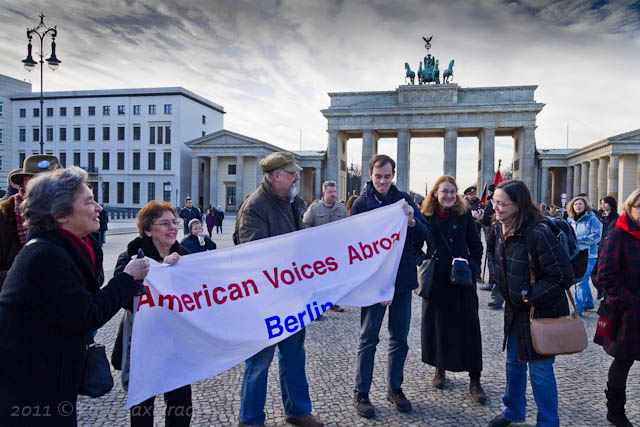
[444,128,458,178]
[361,129,379,190]
[598,157,608,201]
[396,129,411,192]
[520,126,537,200]
[314,167,322,200]
[191,156,200,202]
[479,127,496,191]
[608,154,619,200]
[580,161,589,195]
[588,159,598,203]
[326,130,340,194]
[573,164,581,197]
[566,166,574,200]
[540,166,550,205]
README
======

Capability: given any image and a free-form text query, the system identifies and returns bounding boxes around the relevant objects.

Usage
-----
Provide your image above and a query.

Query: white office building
[0,74,32,187]
[1,73,224,209]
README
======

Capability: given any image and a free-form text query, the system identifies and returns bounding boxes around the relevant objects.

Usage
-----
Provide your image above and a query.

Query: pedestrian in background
[181,219,217,254]
[567,195,602,314]
[596,188,640,427]
[215,205,225,234]
[98,207,109,245]
[113,200,191,427]
[415,175,486,404]
[592,195,619,299]
[345,194,358,214]
[0,166,148,426]
[0,168,20,202]
[179,196,202,236]
[205,207,216,237]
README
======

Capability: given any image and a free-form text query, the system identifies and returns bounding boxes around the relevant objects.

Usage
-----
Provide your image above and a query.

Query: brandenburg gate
[321,83,544,200]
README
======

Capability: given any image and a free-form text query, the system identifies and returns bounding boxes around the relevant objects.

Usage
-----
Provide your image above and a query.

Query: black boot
[606,386,633,427]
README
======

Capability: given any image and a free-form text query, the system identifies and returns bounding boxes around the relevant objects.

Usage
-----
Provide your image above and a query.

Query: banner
[127,200,408,408]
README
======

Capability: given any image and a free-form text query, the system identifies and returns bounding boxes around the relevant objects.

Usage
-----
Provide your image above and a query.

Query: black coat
[0,230,137,426]
[416,209,483,372]
[0,196,22,291]
[493,221,574,362]
[179,207,202,233]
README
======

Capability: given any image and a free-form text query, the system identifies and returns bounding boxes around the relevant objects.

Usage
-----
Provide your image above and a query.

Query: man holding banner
[234,151,323,427]
[351,154,429,418]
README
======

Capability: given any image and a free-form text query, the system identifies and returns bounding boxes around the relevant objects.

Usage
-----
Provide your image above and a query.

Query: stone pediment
[185,129,280,151]
[608,128,640,142]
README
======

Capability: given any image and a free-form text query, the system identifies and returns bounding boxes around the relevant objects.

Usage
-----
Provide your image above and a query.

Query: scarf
[59,228,96,272]
[435,206,451,219]
[13,192,28,246]
[573,210,586,222]
[616,214,640,240]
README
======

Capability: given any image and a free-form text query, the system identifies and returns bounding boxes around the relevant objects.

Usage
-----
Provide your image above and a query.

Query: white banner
[127,200,408,408]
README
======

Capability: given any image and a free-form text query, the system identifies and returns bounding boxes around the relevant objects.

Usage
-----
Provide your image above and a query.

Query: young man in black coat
[178,197,201,236]
[351,154,429,418]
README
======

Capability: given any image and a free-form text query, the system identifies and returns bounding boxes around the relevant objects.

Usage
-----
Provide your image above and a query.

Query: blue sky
[1,0,639,192]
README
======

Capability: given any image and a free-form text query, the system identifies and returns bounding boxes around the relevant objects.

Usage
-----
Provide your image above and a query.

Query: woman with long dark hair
[488,180,573,427]
[415,175,486,404]
[592,195,619,298]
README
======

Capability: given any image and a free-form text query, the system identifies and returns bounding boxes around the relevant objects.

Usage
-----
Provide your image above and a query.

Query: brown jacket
[234,178,307,244]
[0,196,22,290]
[302,200,348,228]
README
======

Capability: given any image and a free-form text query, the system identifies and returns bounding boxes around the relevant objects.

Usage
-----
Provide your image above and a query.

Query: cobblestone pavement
[77,219,639,426]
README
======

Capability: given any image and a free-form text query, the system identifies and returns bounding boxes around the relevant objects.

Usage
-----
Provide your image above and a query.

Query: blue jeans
[238,330,311,425]
[502,332,559,427]
[575,258,596,314]
[355,290,412,393]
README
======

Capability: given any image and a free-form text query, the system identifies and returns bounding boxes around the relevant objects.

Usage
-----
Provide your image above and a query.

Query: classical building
[0,72,224,208]
[537,129,640,207]
[185,129,325,210]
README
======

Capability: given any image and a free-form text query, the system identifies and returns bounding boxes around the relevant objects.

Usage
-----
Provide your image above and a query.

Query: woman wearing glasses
[414,175,486,404]
[596,188,640,427]
[113,200,192,427]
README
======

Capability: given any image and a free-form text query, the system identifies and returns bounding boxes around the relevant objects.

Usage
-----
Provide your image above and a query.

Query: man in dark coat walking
[178,197,201,236]
[351,154,429,418]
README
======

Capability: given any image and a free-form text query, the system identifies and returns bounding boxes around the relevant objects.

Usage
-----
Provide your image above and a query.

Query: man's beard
[289,184,298,201]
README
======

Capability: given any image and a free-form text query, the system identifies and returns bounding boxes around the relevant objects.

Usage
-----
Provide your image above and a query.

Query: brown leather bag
[530,290,588,356]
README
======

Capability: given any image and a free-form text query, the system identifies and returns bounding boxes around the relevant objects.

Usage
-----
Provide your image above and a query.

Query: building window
[133,126,141,141]
[47,107,53,117]
[117,105,125,115]
[118,126,125,141]
[117,152,125,170]
[33,128,40,142]
[149,126,155,144]
[58,152,66,167]
[20,108,26,118]
[102,152,110,170]
[165,127,171,144]
[0,156,3,170]
[103,127,110,141]
[227,186,236,206]
[228,164,236,175]
[202,131,205,137]
[132,182,140,204]
[102,182,109,204]
[148,182,155,202]
[88,152,95,172]
[202,115,206,124]
[157,126,163,144]
[133,105,141,115]
[73,152,81,166]
[88,127,95,141]
[73,127,81,141]
[132,152,140,170]
[88,106,95,116]
[148,151,156,170]
[60,127,67,141]
[103,106,110,116]
[19,128,26,142]
[74,106,81,116]
[33,108,40,118]
[59,107,67,116]
[117,182,124,204]
[164,104,172,114]
[149,104,156,115]
[163,152,171,170]
[19,152,26,167]
[0,129,2,144]
[46,128,53,142]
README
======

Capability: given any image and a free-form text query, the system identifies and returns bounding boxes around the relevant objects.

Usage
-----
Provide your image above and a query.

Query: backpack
[527,217,588,282]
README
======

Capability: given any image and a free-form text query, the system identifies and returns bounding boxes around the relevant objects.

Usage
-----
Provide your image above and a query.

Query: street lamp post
[21,13,61,154]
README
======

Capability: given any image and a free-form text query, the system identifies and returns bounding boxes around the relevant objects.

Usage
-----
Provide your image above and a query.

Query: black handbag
[414,249,439,298]
[79,341,114,398]
[439,231,474,289]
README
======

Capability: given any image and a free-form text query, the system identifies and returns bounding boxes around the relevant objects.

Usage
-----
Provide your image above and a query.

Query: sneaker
[285,413,324,427]
[487,300,503,309]
[479,282,493,291]
[354,391,375,418]
[387,388,412,413]
[487,415,511,427]
[433,369,446,389]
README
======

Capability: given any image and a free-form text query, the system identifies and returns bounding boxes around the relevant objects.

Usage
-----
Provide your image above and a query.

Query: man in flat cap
[234,151,323,427]
[0,155,61,290]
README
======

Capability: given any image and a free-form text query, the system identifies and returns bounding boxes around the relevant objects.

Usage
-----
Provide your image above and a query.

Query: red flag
[479,183,488,207]
[494,160,503,185]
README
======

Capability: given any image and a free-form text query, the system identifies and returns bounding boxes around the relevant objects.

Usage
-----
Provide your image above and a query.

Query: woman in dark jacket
[596,188,640,427]
[0,167,148,427]
[592,195,620,298]
[488,180,573,427]
[415,175,486,404]
[114,200,192,427]
[214,205,225,234]
[181,219,217,254]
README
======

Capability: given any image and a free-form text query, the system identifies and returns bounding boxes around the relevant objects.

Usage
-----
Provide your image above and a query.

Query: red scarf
[59,229,96,272]
[435,206,451,219]
[615,214,640,240]
[13,192,28,247]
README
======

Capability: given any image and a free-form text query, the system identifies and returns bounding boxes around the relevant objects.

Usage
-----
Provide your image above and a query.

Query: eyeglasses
[438,190,457,196]
[153,220,179,228]
[494,201,514,208]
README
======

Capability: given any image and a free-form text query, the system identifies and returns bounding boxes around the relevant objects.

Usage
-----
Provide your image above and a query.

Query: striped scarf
[13,193,28,246]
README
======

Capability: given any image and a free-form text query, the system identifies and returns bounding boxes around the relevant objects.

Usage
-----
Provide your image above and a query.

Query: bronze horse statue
[443,59,455,83]
[404,62,415,85]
